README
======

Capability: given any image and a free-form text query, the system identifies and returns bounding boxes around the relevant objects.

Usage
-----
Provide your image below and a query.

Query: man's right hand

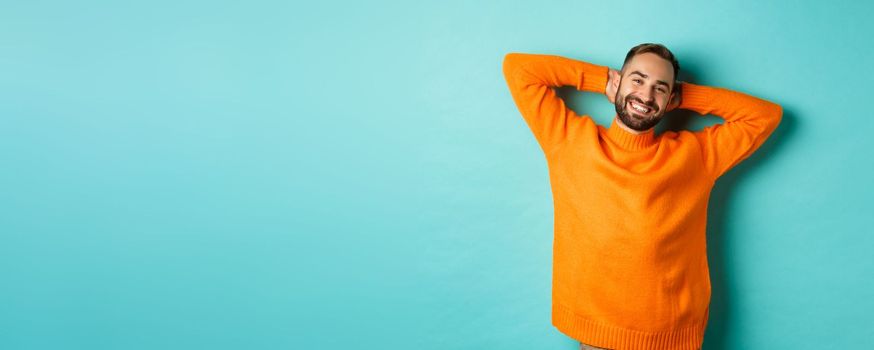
[605,68,620,104]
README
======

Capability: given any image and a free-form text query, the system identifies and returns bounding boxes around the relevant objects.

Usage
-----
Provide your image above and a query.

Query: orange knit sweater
[502,52,782,350]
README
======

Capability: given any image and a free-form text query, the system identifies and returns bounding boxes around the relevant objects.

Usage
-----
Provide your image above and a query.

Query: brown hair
[622,43,680,91]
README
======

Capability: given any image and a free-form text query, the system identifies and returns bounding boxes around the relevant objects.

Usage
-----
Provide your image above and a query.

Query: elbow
[502,52,525,77]
[747,100,783,137]
[771,102,784,128]
[761,102,783,135]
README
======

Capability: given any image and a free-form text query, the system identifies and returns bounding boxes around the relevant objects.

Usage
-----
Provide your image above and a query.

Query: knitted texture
[502,53,782,350]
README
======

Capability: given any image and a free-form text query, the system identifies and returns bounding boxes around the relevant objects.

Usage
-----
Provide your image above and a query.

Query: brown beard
[614,82,664,132]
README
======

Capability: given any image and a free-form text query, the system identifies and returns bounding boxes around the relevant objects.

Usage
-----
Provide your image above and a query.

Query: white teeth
[630,102,650,113]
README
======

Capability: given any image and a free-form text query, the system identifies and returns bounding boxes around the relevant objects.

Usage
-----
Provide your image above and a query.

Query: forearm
[678,82,783,131]
[501,52,608,155]
[502,53,608,94]
[679,82,784,178]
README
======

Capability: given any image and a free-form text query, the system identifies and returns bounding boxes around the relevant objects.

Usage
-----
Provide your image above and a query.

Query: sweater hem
[552,303,706,350]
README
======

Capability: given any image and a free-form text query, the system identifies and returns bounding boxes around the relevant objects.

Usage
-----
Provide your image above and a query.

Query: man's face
[613,52,676,132]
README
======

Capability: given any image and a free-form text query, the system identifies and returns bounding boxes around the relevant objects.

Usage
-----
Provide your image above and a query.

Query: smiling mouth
[628,100,654,116]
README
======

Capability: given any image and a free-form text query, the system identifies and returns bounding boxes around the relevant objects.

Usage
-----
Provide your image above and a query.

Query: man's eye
[657,89,666,93]
[632,79,641,84]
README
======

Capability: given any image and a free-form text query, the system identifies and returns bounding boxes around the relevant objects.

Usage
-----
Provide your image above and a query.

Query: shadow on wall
[699,107,796,350]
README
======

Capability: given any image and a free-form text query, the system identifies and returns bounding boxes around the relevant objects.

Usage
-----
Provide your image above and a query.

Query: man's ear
[667,82,682,111]
[610,70,620,88]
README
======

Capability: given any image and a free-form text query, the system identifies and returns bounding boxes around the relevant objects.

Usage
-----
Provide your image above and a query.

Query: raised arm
[678,82,783,180]
[502,53,609,155]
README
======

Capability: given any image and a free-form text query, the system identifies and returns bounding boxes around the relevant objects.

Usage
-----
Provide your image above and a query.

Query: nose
[638,89,654,104]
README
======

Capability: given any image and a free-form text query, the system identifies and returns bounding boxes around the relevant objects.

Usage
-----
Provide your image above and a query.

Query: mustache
[626,96,658,112]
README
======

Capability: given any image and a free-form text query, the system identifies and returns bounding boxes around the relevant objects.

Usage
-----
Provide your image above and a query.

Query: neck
[614,116,654,134]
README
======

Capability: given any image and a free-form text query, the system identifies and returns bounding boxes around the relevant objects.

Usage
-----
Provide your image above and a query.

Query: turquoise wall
[2,0,872,349]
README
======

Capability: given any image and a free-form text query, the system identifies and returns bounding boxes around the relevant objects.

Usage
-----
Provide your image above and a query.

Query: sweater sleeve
[679,82,783,180]
[502,52,609,155]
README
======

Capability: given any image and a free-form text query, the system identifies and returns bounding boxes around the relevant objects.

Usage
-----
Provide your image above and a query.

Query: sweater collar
[606,116,658,151]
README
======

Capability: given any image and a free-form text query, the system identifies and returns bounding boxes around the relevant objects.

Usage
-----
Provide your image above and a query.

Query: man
[502,43,782,350]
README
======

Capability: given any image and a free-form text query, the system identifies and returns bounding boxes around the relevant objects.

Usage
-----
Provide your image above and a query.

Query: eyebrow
[629,70,671,89]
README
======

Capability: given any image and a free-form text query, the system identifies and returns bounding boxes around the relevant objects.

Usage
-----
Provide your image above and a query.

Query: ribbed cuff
[677,82,716,113]
[578,64,609,94]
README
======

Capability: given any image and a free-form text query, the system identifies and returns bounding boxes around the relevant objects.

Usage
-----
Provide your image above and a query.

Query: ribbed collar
[605,116,658,151]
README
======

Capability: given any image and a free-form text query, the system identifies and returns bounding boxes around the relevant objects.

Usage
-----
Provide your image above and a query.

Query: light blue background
[2,1,872,349]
